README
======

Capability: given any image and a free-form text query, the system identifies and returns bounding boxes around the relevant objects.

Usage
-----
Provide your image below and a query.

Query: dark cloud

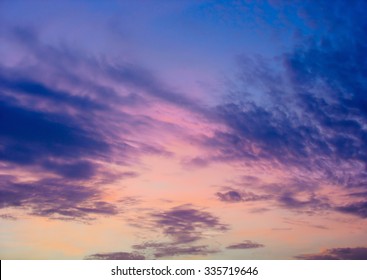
[0,73,105,111]
[128,206,228,259]
[0,97,109,180]
[85,252,145,260]
[0,99,108,158]
[347,191,367,198]
[335,201,367,218]
[214,103,314,165]
[189,0,367,221]
[217,190,271,203]
[87,243,218,259]
[0,24,181,221]
[0,176,117,220]
[263,182,332,215]
[217,191,243,202]
[206,0,367,167]
[0,24,186,184]
[3,25,207,116]
[295,247,367,260]
[41,160,97,180]
[216,180,330,216]
[226,240,264,250]
[278,193,330,211]
[152,205,229,243]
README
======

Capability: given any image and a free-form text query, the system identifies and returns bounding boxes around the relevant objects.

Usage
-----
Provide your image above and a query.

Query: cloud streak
[226,240,264,250]
[217,190,271,203]
[85,252,145,260]
[151,205,229,243]
[295,247,367,260]
[0,176,117,220]
[128,205,229,258]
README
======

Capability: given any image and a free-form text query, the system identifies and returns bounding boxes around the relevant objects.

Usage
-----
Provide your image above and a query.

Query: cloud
[217,191,243,202]
[41,160,97,180]
[215,180,330,216]
[226,240,264,250]
[3,25,207,115]
[182,157,209,168]
[128,205,228,259]
[0,176,117,220]
[87,243,219,259]
[0,99,109,169]
[85,252,145,260]
[184,0,367,222]
[103,62,205,114]
[154,245,218,258]
[0,22,200,179]
[151,205,229,243]
[348,192,367,198]
[261,180,332,215]
[0,214,17,220]
[212,1,366,168]
[278,193,330,211]
[0,73,106,111]
[335,201,367,218]
[0,24,185,222]
[295,247,367,260]
[133,242,218,258]
[216,190,271,203]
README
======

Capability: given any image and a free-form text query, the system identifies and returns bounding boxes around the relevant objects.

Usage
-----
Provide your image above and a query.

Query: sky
[0,0,367,260]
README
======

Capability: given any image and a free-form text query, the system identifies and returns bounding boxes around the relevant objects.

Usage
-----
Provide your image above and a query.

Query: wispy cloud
[133,242,219,258]
[335,202,367,218]
[151,205,229,243]
[0,176,117,220]
[129,205,228,258]
[226,240,264,250]
[217,190,271,203]
[85,252,145,260]
[1,0,367,260]
[295,247,367,260]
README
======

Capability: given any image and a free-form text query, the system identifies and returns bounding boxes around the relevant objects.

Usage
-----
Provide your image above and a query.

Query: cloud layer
[295,247,367,260]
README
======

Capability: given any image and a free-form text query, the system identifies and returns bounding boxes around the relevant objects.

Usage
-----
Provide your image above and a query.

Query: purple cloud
[226,240,264,250]
[0,176,117,220]
[295,247,367,260]
[217,190,271,203]
[335,201,367,218]
[85,252,145,260]
[278,193,330,211]
[185,1,367,209]
[153,245,218,258]
[152,205,229,243]
[217,190,243,202]
[133,242,218,258]
[127,205,229,259]
[0,24,183,223]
